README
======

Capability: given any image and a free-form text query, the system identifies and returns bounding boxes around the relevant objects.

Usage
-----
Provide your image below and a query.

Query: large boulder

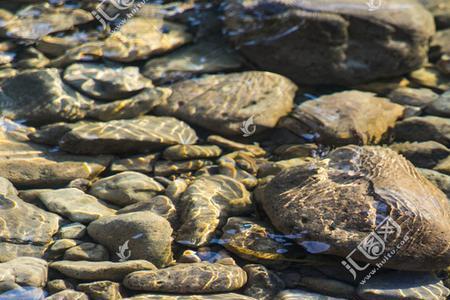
[224,0,435,85]
[260,145,450,271]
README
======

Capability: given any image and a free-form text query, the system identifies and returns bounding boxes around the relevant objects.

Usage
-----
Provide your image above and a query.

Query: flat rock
[288,91,404,145]
[64,242,109,261]
[89,171,164,207]
[117,195,177,225]
[156,71,297,136]
[103,17,192,62]
[64,63,153,101]
[242,264,285,300]
[409,66,450,92]
[77,281,121,300]
[274,289,345,300]
[143,38,243,84]
[33,188,116,224]
[389,141,450,168]
[0,178,60,261]
[357,271,450,300]
[0,287,45,300]
[110,153,159,174]
[124,262,247,293]
[0,68,93,126]
[260,145,450,271]
[0,4,92,40]
[87,212,173,268]
[50,260,156,281]
[154,159,213,177]
[58,222,86,240]
[426,90,450,117]
[176,175,252,247]
[57,116,198,155]
[0,257,47,288]
[207,135,266,157]
[127,294,256,300]
[163,145,222,161]
[224,0,435,85]
[388,87,439,107]
[418,168,450,199]
[45,289,88,300]
[394,116,450,146]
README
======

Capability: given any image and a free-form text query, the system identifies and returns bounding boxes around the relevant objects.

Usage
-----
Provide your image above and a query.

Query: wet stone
[58,222,86,240]
[409,66,450,92]
[207,135,266,157]
[87,212,173,268]
[124,262,247,293]
[126,294,256,300]
[426,90,450,117]
[50,260,156,281]
[63,242,110,262]
[274,289,346,300]
[156,71,297,136]
[388,87,439,108]
[37,30,103,57]
[163,145,222,161]
[288,91,404,145]
[260,145,450,271]
[117,195,177,225]
[64,63,153,101]
[110,153,159,174]
[46,279,75,295]
[389,141,450,169]
[0,257,48,288]
[89,171,164,207]
[50,239,80,254]
[45,289,88,300]
[49,41,105,68]
[419,168,450,199]
[176,175,252,247]
[242,264,285,300]
[154,159,213,176]
[394,116,450,147]
[77,281,122,300]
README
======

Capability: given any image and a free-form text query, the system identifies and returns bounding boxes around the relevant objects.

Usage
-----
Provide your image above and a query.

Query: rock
[89,172,164,207]
[143,38,243,84]
[0,287,45,300]
[103,17,191,62]
[394,116,450,146]
[274,289,345,300]
[388,87,439,108]
[58,223,86,240]
[426,91,450,117]
[154,159,213,176]
[110,153,159,174]
[33,188,116,223]
[0,68,94,126]
[0,257,48,288]
[86,88,172,122]
[242,264,285,300]
[163,145,222,161]
[117,195,177,225]
[0,4,92,40]
[409,66,450,92]
[207,135,266,157]
[260,145,450,271]
[176,175,252,247]
[0,134,111,188]
[13,47,49,69]
[45,289,88,300]
[273,144,318,160]
[258,157,315,178]
[49,41,105,68]
[0,178,60,261]
[37,30,102,57]
[87,212,173,268]
[431,29,450,58]
[224,0,434,85]
[126,294,256,300]
[434,156,450,175]
[64,63,153,101]
[420,0,450,29]
[67,178,91,192]
[221,217,297,265]
[124,262,247,293]
[46,279,75,294]
[389,141,449,168]
[419,168,450,199]
[50,239,80,254]
[357,271,450,300]
[64,242,110,261]
[77,281,122,300]
[56,116,198,155]
[50,260,156,281]
[165,178,189,203]
[288,91,404,145]
[156,71,296,136]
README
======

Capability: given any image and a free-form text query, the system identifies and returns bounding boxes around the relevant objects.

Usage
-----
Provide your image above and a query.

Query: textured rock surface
[46,289,88,300]
[394,116,450,146]
[163,145,222,161]
[127,294,256,300]
[274,289,345,300]
[389,141,450,168]
[124,262,247,293]
[242,264,285,300]
[117,195,177,225]
[87,212,173,267]
[156,71,297,136]
[176,175,252,247]
[261,145,450,270]
[419,168,450,199]
[50,260,156,281]
[224,0,435,85]
[89,171,164,207]
[288,91,404,145]
[77,281,122,300]
[0,257,48,288]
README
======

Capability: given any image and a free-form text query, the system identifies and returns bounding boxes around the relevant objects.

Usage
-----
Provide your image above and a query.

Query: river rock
[154,159,213,176]
[409,66,450,91]
[0,257,48,288]
[110,153,159,174]
[126,294,256,300]
[32,188,116,223]
[143,38,243,84]
[242,264,285,300]
[58,223,86,240]
[87,212,173,268]
[176,175,252,247]
[0,178,60,261]
[274,289,345,300]
[419,168,450,199]
[207,135,266,157]
[49,41,105,68]
[117,195,177,225]
[77,281,121,300]
[357,271,450,300]
[260,145,450,271]
[50,260,156,281]
[0,68,93,126]
[37,29,102,57]
[224,0,435,85]
[421,0,450,29]
[394,116,450,146]
[89,171,164,207]
[389,141,450,168]
[163,145,222,161]
[388,87,439,108]
[64,242,110,261]
[0,4,92,40]
[45,289,88,300]
[64,63,153,101]
[426,90,450,117]
[124,262,247,293]
[56,116,198,155]
[288,91,404,145]
[155,71,297,136]
[103,17,191,62]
